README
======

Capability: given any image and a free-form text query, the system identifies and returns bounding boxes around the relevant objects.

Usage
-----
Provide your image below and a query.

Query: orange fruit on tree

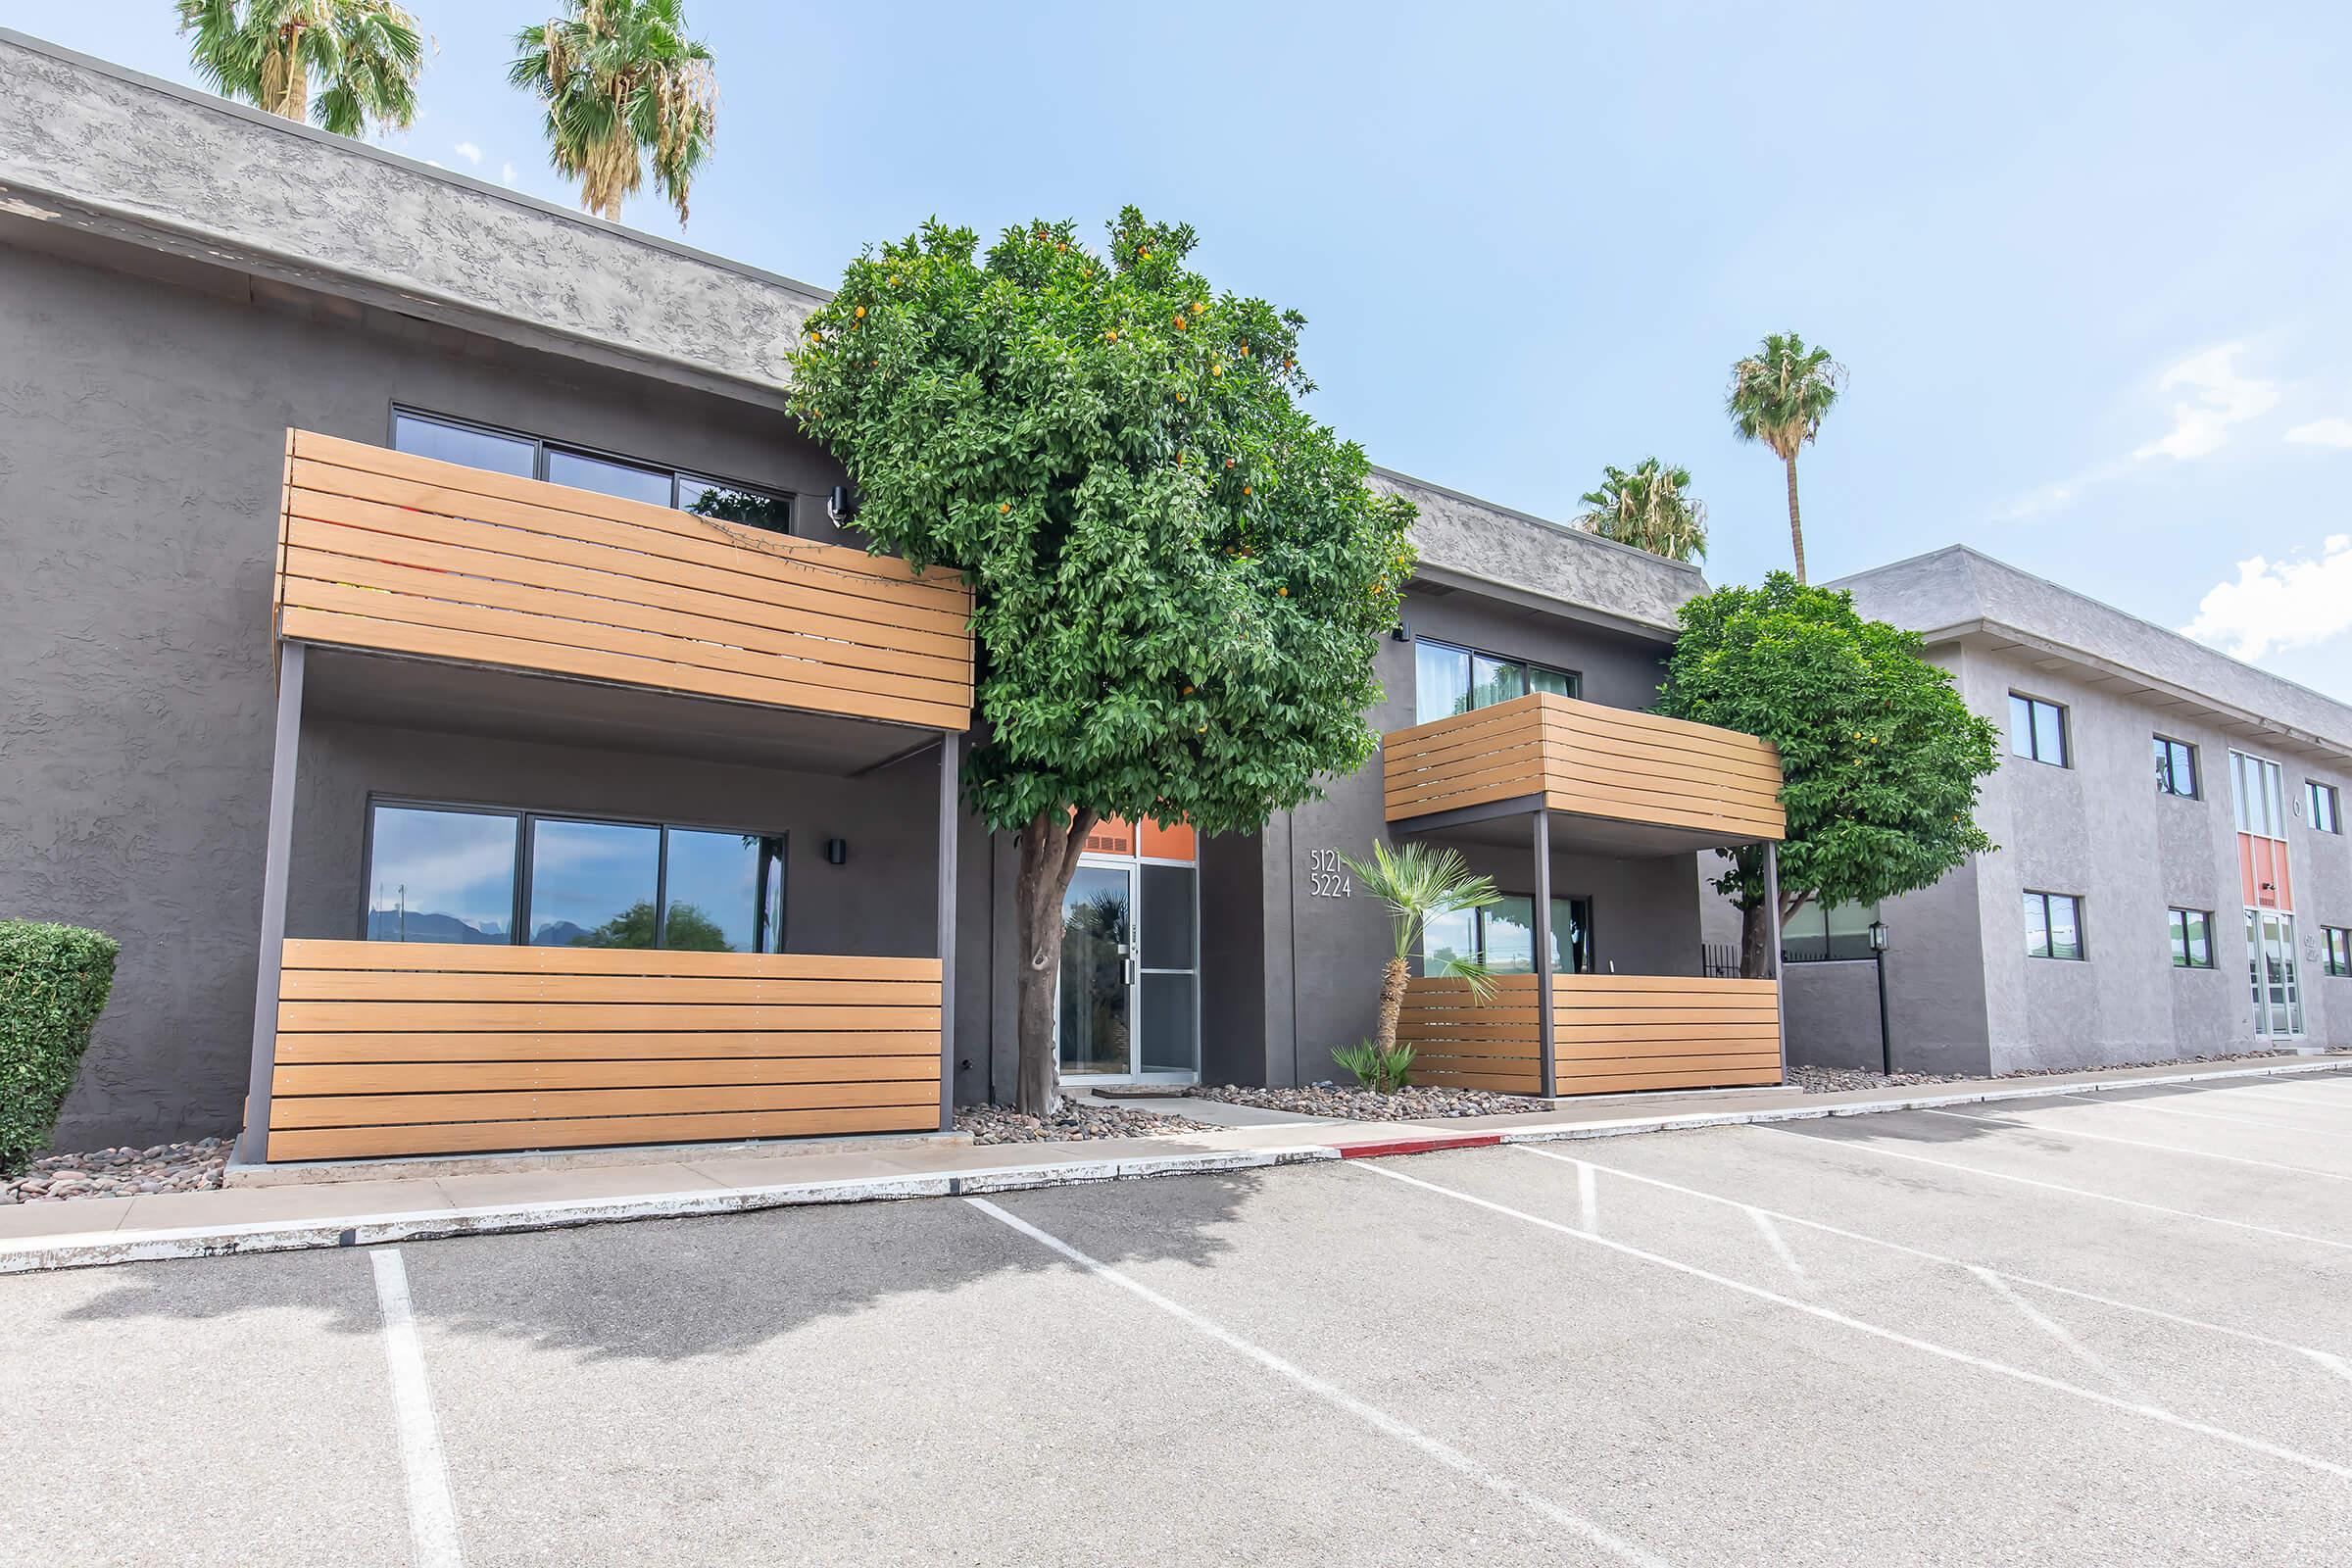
[854,305,866,318]
[1000,502,1011,513]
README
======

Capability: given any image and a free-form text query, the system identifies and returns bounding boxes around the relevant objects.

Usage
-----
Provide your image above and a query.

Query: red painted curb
[1329,1133,1503,1160]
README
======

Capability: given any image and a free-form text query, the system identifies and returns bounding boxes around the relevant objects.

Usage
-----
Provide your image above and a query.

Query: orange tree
[787,210,1414,1113]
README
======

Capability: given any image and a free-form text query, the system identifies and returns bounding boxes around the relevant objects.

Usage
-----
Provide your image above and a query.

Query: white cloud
[2287,417,2352,449]
[500,161,518,186]
[453,141,483,166]
[2132,343,2278,462]
[2182,534,2352,661]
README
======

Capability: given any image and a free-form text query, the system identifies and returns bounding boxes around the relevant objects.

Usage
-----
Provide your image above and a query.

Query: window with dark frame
[2310,781,2342,835]
[365,800,785,954]
[1421,895,1593,977]
[2153,737,2199,799]
[391,409,795,536]
[2167,907,2215,969]
[2325,926,2352,979]
[1781,900,1883,962]
[2009,694,2069,767]
[1413,638,1580,725]
[2023,890,2084,959]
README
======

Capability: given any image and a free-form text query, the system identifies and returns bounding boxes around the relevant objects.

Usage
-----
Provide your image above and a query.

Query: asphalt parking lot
[8,1070,2352,1566]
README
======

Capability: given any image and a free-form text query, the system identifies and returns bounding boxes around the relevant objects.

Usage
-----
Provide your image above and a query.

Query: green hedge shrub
[1,921,120,1175]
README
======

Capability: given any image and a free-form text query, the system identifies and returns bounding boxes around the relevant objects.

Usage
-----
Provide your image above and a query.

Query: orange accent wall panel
[2240,834,2291,910]
[1139,818,1197,861]
[272,430,974,730]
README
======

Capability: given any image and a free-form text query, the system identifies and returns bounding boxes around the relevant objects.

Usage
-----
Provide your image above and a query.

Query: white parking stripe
[1919,1106,2352,1183]
[1358,1163,2352,1482]
[1756,1125,2352,1252]
[1967,1265,2136,1395]
[369,1249,465,1568]
[1516,1147,2352,1371]
[1578,1160,1599,1233]
[961,1198,1668,1567]
[1745,1207,1812,1292]
[2050,1093,2337,1132]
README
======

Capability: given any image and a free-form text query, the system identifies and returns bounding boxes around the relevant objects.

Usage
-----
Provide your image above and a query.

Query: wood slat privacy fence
[1383,693,1786,842]
[1398,973,1783,1097]
[266,939,944,1160]
[272,429,974,729]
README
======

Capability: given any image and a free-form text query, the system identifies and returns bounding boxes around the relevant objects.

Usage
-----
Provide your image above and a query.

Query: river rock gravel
[1191,1083,1547,1121]
[4,1136,233,1204]
[957,1102,1214,1144]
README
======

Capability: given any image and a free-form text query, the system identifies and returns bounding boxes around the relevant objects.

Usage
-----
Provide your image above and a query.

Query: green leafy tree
[1340,840,1499,1058]
[1726,333,1846,583]
[177,0,423,137]
[573,900,732,951]
[1656,574,2000,977]
[1575,458,1708,564]
[510,0,715,224]
[788,210,1416,1113]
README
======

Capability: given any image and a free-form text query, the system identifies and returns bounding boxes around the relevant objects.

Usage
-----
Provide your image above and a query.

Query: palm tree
[1340,840,1500,1059]
[177,0,422,137]
[510,0,717,226]
[1575,459,1708,564]
[1726,333,1846,583]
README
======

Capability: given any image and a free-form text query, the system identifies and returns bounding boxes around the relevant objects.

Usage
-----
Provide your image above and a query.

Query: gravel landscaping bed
[3,1136,233,1204]
[957,1102,1214,1144]
[1789,1049,2346,1096]
[1191,1083,1546,1121]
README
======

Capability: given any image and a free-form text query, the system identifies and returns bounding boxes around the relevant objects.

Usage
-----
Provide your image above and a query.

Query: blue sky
[25,3,2352,697]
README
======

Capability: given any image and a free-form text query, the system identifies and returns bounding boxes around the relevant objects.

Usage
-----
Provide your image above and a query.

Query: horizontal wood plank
[279,969,942,1006]
[279,1001,942,1032]
[267,1103,938,1161]
[274,1055,941,1096]
[272,1030,944,1064]
[270,1079,937,1130]
[281,939,939,980]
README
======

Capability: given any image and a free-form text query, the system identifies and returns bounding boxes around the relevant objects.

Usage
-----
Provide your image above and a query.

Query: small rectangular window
[366,805,519,942]
[1414,640,1474,724]
[545,447,674,509]
[2168,907,2215,968]
[2324,926,2352,978]
[1470,654,1525,710]
[392,412,535,477]
[527,817,662,947]
[679,474,793,536]
[2153,737,2199,799]
[2010,695,2068,766]
[2309,782,2341,835]
[1413,637,1580,724]
[1422,895,1592,975]
[2024,890,2084,960]
[1528,666,1576,698]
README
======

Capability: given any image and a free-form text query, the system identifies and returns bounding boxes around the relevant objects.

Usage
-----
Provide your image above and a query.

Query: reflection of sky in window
[664,829,760,952]
[529,819,659,944]
[368,808,517,938]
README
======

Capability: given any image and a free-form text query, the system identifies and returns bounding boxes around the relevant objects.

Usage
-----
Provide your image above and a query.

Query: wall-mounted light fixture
[825,838,848,865]
[827,485,858,525]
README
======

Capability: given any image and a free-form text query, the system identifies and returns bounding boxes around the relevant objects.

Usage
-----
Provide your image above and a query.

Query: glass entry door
[1059,864,1134,1075]
[2247,910,2306,1038]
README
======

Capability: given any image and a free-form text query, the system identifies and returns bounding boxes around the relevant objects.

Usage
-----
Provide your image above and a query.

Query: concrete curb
[4,1058,2344,1274]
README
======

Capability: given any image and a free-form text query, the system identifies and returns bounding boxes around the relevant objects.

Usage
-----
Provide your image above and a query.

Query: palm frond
[1339,839,1500,962]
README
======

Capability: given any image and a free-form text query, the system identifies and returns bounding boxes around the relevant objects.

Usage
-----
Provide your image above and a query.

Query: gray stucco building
[1774,547,2352,1074]
[3,31,1788,1158]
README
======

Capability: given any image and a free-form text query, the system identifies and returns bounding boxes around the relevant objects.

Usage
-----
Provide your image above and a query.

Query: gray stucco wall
[0,234,858,1145]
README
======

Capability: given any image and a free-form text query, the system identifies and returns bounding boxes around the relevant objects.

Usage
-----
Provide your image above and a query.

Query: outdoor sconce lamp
[1869,920,1889,953]
[825,838,848,865]
[827,485,858,525]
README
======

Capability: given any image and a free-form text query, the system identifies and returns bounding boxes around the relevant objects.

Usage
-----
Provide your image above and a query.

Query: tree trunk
[263,26,308,122]
[1373,956,1410,1054]
[1009,807,1099,1116]
[1740,898,1774,980]
[1784,455,1807,584]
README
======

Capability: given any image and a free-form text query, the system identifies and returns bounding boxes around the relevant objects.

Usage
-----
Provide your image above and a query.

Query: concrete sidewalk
[5,1056,2345,1274]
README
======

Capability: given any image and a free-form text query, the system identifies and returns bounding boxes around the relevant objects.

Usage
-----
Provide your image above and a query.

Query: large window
[367,801,784,952]
[1423,895,1593,976]
[392,410,793,535]
[2023,890,2084,960]
[2323,926,2351,979]
[2230,751,2287,839]
[2153,737,2199,799]
[1781,900,1882,962]
[2167,907,2215,969]
[2310,781,2342,835]
[2009,694,2069,767]
[1413,638,1579,725]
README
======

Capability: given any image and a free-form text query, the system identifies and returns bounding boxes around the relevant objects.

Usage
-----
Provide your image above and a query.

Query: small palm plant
[1340,840,1501,1084]
[1727,332,1846,583]
[1575,459,1709,564]
[176,0,423,137]
[510,0,717,225]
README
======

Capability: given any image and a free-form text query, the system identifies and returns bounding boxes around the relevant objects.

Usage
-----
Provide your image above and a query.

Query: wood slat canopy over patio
[271,429,975,730]
[265,941,946,1160]
[1399,975,1783,1097]
[1383,692,1785,842]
